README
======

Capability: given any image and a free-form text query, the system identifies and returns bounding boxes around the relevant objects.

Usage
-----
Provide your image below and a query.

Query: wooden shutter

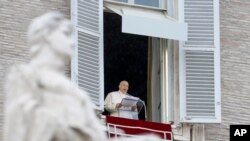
[179,0,221,123]
[71,0,104,110]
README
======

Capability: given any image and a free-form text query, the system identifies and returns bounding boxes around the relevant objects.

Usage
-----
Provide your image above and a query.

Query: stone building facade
[1,0,250,141]
[0,0,70,140]
[205,1,250,141]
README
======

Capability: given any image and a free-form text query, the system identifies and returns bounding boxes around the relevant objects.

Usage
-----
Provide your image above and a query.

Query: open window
[104,0,187,41]
[103,12,148,120]
[71,0,220,126]
[103,0,187,122]
[71,0,220,140]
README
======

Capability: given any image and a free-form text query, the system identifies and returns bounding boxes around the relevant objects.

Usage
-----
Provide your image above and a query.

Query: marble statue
[4,12,160,141]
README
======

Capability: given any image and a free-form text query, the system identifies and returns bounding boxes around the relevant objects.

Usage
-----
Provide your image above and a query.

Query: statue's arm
[27,111,58,141]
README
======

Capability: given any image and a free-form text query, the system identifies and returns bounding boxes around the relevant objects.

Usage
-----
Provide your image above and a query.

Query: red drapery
[106,116,173,140]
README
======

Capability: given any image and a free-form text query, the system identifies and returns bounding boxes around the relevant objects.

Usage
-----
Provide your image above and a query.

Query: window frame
[109,0,167,9]
[71,0,192,140]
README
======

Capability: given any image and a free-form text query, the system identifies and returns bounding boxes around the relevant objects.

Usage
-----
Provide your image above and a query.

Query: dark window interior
[103,12,148,120]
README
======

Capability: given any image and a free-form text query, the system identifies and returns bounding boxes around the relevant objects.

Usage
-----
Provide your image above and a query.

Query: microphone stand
[138,99,147,120]
[126,94,147,120]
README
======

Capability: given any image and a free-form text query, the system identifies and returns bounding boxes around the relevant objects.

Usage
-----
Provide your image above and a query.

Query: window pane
[115,0,128,3]
[112,0,161,8]
[135,0,159,8]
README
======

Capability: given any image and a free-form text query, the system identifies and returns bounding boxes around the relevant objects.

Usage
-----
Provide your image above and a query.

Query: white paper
[118,96,142,119]
[120,96,139,107]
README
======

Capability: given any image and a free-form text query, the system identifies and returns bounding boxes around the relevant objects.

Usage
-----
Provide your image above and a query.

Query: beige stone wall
[205,1,250,141]
[0,0,70,140]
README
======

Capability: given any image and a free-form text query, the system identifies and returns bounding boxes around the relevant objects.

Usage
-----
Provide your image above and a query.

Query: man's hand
[116,103,122,108]
[131,105,137,111]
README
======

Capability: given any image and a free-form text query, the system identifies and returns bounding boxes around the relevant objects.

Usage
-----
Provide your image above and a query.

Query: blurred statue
[4,12,106,141]
[4,12,160,141]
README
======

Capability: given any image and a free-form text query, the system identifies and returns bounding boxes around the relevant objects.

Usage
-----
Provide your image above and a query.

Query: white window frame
[104,0,187,41]
[72,0,192,139]
[113,0,168,9]
[103,0,191,140]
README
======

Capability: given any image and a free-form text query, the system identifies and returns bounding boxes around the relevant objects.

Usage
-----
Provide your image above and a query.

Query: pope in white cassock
[104,80,140,119]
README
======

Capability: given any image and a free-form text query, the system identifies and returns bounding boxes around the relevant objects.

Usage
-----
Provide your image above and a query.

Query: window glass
[135,0,159,8]
[115,0,128,3]
[112,0,161,8]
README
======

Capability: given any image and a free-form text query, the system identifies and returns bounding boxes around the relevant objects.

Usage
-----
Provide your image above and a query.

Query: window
[71,0,220,124]
[111,0,166,9]
[104,0,187,41]
[103,12,148,120]
[71,0,220,140]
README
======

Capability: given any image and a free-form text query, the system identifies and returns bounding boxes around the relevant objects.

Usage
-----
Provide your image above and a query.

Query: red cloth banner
[106,116,173,140]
